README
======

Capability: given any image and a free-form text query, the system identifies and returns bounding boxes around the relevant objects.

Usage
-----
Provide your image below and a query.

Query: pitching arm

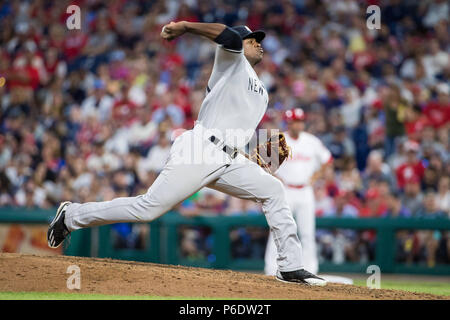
[160,21,242,51]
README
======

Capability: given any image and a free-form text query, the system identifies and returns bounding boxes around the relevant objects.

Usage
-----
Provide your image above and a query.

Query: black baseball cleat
[276,269,327,286]
[47,201,71,248]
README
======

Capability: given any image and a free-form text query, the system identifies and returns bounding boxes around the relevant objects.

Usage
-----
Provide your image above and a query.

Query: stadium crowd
[0,1,449,263]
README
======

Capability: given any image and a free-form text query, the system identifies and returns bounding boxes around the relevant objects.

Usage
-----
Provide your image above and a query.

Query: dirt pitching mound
[0,253,446,300]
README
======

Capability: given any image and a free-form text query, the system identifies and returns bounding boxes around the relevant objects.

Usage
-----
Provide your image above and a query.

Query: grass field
[1,279,449,299]
[352,280,450,297]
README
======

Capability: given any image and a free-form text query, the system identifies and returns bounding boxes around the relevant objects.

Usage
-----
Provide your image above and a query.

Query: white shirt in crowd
[81,95,114,123]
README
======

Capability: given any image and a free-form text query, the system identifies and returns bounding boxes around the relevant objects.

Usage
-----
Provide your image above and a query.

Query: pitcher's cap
[232,25,265,43]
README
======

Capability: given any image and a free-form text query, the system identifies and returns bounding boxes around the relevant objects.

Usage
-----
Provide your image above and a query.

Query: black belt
[209,135,238,159]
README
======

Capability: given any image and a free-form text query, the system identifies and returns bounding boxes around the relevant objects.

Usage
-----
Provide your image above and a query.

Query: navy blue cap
[232,25,265,43]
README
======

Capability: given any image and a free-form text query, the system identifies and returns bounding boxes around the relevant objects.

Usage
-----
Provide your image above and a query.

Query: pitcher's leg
[208,157,303,272]
[264,231,278,276]
[65,128,231,231]
[65,161,228,231]
[265,190,298,276]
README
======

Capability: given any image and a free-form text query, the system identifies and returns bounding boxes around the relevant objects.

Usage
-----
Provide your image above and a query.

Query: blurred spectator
[336,157,363,193]
[422,151,445,191]
[195,189,227,215]
[395,140,425,190]
[323,125,355,170]
[80,79,114,122]
[138,129,171,181]
[383,191,412,218]
[323,191,358,218]
[384,85,407,158]
[436,176,450,217]
[401,178,424,216]
[179,225,214,262]
[230,226,267,259]
[314,182,334,217]
[112,223,148,250]
[226,198,261,216]
[362,150,396,191]
[179,189,227,217]
[422,0,448,28]
[418,190,446,218]
[360,187,388,218]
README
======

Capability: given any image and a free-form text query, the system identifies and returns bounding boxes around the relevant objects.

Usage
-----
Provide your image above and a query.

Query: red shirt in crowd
[63,31,88,61]
[112,99,138,126]
[359,206,387,218]
[162,52,184,71]
[404,115,431,140]
[396,162,425,189]
[6,65,40,90]
[359,188,388,217]
[353,51,376,70]
[423,101,450,129]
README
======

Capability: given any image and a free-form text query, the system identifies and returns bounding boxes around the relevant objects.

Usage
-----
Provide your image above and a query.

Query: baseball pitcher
[265,108,333,276]
[48,22,326,285]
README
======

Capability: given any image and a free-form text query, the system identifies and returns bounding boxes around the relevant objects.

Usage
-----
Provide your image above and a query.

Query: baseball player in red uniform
[265,108,333,275]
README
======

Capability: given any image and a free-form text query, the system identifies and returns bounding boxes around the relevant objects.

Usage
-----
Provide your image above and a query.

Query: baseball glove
[249,132,291,174]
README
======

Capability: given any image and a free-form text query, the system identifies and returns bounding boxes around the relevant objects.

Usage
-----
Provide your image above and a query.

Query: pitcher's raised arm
[161,21,242,52]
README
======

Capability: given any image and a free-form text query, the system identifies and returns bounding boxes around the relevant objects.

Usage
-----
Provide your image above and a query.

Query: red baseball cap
[284,108,306,121]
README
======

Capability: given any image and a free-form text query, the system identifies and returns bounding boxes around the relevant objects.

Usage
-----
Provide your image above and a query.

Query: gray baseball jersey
[62,41,305,274]
[197,45,269,149]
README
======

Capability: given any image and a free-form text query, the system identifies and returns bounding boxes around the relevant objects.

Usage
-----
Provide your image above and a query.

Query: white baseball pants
[64,125,304,272]
[264,186,318,275]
